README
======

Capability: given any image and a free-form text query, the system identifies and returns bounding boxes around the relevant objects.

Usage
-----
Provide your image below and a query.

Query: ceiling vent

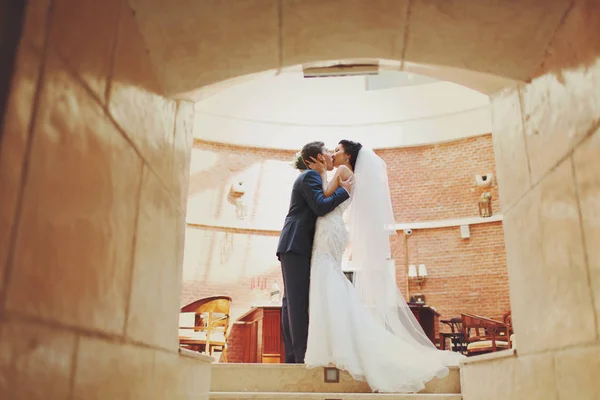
[303,63,379,78]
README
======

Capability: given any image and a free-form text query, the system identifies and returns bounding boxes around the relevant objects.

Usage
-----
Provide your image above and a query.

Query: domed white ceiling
[193,69,491,149]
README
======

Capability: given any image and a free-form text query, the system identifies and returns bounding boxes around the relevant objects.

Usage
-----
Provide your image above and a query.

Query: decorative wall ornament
[229,180,248,220]
[478,192,493,218]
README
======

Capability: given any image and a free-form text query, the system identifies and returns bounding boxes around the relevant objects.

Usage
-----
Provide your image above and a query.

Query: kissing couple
[276,140,464,393]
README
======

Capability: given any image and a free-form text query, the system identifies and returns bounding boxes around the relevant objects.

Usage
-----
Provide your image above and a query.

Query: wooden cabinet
[234,306,284,363]
[409,304,440,344]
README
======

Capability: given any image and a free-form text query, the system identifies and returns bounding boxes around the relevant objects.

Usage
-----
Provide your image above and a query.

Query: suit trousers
[280,252,311,363]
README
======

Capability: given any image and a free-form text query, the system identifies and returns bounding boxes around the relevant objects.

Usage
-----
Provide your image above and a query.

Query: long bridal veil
[348,148,462,362]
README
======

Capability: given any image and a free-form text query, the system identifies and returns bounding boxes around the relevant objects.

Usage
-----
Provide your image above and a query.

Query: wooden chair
[179,296,232,360]
[503,310,515,349]
[440,317,467,354]
[461,313,511,356]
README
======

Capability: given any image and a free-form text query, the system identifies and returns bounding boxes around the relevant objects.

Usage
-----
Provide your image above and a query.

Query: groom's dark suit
[277,169,349,363]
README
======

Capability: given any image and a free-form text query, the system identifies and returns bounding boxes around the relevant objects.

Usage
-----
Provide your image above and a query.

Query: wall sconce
[478,192,492,218]
[408,264,428,292]
[230,180,247,220]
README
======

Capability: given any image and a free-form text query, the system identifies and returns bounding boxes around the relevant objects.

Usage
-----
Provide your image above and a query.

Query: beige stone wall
[0,1,208,399]
[129,0,572,98]
[462,0,600,398]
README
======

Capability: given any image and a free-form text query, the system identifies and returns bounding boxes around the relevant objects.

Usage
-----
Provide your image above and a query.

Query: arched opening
[181,63,510,367]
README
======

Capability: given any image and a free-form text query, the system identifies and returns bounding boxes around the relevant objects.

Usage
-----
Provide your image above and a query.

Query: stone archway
[128,0,574,97]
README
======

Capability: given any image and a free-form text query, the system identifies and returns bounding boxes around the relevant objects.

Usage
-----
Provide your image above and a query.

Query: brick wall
[186,140,297,229]
[379,135,501,222]
[392,222,509,321]
[187,136,500,227]
[182,135,509,361]
[181,227,282,309]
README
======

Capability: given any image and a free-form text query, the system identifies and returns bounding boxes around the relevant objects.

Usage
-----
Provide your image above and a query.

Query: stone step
[210,392,462,399]
[211,364,460,394]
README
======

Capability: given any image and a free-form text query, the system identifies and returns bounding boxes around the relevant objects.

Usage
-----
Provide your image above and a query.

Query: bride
[303,140,464,393]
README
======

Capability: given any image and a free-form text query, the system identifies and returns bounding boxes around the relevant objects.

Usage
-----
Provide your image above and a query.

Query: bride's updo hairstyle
[338,139,363,171]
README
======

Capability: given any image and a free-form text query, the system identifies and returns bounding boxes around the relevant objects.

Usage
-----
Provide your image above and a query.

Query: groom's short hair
[301,141,325,165]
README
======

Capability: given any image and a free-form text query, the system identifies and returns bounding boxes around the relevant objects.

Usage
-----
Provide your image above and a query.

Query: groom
[276,141,353,363]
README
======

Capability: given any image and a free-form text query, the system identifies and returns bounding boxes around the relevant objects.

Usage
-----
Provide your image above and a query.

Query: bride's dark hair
[339,140,363,171]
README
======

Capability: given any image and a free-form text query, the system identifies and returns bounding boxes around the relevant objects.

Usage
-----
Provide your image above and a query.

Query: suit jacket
[276,169,350,259]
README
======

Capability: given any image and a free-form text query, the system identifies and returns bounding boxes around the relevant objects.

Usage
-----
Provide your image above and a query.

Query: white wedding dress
[305,198,459,393]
